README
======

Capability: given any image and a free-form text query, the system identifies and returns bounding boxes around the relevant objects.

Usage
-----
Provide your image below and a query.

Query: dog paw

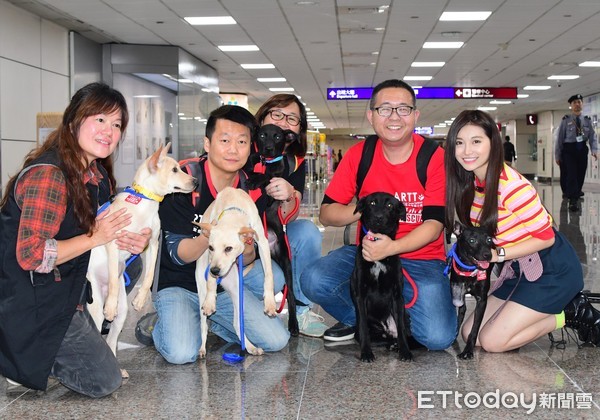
[398,350,413,361]
[201,302,216,316]
[263,297,277,317]
[199,347,206,359]
[103,300,118,322]
[457,350,474,360]
[120,369,129,379]
[246,345,264,356]
[288,322,299,337]
[360,351,375,362]
[131,290,148,312]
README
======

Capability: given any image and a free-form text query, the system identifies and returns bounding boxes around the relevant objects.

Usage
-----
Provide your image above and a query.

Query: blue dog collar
[262,155,284,164]
[444,243,477,276]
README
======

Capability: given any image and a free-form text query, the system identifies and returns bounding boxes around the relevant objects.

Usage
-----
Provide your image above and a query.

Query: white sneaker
[297,309,328,338]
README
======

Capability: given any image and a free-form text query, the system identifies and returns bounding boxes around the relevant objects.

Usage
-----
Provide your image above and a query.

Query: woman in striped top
[444,110,597,352]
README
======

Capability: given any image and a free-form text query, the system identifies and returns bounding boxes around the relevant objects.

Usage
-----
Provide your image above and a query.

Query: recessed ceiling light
[269,87,295,92]
[579,61,600,67]
[547,75,579,80]
[477,106,497,111]
[439,11,492,21]
[306,111,315,115]
[489,100,512,104]
[517,94,529,98]
[404,76,433,81]
[257,77,286,82]
[218,45,259,52]
[411,62,445,67]
[423,42,464,49]
[241,63,275,69]
[184,16,236,25]
[523,85,552,90]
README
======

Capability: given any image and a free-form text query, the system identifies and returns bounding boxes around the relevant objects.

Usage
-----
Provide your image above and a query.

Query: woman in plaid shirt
[0,83,150,397]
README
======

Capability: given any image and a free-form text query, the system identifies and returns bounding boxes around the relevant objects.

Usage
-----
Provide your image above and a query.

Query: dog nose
[210,267,221,277]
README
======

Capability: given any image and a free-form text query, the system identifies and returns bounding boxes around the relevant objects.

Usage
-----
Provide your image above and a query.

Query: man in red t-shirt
[301,79,457,350]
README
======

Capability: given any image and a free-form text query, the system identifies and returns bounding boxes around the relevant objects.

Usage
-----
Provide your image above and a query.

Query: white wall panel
[1,139,36,191]
[0,58,40,141]
[0,1,41,66]
[41,20,69,75]
[41,70,69,113]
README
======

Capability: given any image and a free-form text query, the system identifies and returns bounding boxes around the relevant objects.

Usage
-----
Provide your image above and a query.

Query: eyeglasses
[371,105,415,117]
[267,110,301,126]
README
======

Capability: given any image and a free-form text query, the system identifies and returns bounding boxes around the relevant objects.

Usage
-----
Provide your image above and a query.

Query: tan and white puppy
[194,187,277,358]
[87,143,197,376]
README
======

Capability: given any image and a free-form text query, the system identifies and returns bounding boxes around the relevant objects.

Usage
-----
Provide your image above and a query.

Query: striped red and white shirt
[470,164,554,247]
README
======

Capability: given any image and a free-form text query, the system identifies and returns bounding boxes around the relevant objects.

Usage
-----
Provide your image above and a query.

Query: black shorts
[492,229,583,314]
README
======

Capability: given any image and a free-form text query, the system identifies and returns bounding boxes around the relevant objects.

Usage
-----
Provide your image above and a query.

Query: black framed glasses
[371,105,414,117]
[268,110,301,126]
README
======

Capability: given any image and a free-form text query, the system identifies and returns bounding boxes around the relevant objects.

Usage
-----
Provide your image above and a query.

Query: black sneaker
[323,322,355,342]
[568,200,580,212]
[135,312,157,346]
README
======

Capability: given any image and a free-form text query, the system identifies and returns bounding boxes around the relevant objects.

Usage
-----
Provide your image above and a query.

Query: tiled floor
[2,180,600,419]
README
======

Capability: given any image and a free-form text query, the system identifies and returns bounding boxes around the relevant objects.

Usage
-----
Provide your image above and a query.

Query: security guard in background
[555,93,598,212]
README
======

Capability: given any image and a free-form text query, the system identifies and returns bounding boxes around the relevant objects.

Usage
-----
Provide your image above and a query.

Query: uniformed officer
[555,93,598,211]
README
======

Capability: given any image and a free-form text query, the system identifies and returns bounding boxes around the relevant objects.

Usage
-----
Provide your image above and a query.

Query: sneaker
[564,292,600,346]
[297,309,328,338]
[135,312,157,346]
[6,378,28,394]
[323,322,355,342]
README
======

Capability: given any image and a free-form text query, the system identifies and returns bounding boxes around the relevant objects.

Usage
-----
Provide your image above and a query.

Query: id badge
[576,135,584,143]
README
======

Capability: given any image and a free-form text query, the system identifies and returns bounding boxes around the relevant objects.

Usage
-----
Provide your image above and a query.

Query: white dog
[87,143,197,377]
[194,187,277,358]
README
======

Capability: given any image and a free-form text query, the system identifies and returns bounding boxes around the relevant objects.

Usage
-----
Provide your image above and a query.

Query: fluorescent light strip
[423,42,464,49]
[489,100,512,104]
[579,61,600,67]
[478,106,497,111]
[517,94,529,98]
[241,63,275,69]
[440,11,492,21]
[269,87,294,92]
[185,16,236,25]
[547,75,579,80]
[218,45,259,52]
[257,77,286,82]
[523,85,551,90]
[411,62,445,67]
[404,76,433,81]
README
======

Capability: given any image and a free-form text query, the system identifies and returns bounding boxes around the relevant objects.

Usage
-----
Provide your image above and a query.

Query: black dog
[247,124,300,336]
[446,224,495,359]
[351,192,412,362]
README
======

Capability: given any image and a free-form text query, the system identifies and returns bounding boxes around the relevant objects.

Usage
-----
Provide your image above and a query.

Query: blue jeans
[301,245,458,350]
[284,219,322,309]
[153,261,289,365]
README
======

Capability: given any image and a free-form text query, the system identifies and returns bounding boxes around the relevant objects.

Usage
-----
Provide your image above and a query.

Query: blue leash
[205,255,244,363]
[443,243,477,276]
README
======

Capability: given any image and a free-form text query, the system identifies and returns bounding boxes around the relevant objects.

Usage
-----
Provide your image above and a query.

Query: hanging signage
[526,114,538,125]
[327,87,518,100]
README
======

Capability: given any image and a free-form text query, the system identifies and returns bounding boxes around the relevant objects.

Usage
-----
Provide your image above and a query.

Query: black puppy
[446,224,495,359]
[351,192,412,362]
[247,124,300,336]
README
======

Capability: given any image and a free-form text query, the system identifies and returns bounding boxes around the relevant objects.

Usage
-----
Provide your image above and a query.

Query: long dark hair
[445,110,504,237]
[255,94,307,157]
[1,82,128,233]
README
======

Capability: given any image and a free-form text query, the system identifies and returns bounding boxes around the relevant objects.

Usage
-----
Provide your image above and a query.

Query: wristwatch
[496,247,505,263]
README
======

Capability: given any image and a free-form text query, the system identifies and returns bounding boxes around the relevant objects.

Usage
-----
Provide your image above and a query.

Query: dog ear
[453,221,464,235]
[397,202,407,222]
[284,130,298,144]
[193,221,213,236]
[354,198,365,215]
[147,144,166,174]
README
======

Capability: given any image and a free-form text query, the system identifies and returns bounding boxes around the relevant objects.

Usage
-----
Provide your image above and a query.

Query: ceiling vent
[338,6,389,14]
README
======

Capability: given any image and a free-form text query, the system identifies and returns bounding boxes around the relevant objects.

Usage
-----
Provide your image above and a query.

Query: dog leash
[361,224,417,309]
[443,243,487,281]
[274,195,300,314]
[205,255,246,363]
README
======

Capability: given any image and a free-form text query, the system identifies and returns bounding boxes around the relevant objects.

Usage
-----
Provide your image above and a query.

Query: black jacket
[0,149,109,390]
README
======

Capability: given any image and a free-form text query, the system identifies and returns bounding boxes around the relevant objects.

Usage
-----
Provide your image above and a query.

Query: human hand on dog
[361,233,395,262]
[116,227,152,255]
[266,177,294,202]
[93,207,132,247]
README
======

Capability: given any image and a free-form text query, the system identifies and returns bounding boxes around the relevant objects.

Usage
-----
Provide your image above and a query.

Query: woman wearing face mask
[445,109,598,353]
[254,94,326,337]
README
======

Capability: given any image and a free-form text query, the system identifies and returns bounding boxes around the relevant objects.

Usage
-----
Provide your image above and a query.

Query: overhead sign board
[526,114,538,125]
[327,87,518,100]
